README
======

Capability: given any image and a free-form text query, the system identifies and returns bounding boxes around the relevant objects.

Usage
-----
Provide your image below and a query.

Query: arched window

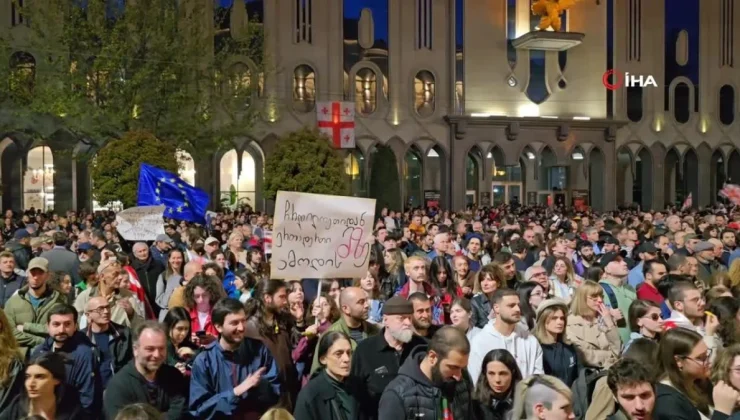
[673,82,690,124]
[293,64,316,113]
[228,62,253,107]
[414,70,435,117]
[626,86,643,122]
[9,51,35,98]
[344,151,366,197]
[404,149,423,207]
[354,68,377,115]
[23,146,54,211]
[719,85,735,126]
[177,149,195,186]
[219,149,256,208]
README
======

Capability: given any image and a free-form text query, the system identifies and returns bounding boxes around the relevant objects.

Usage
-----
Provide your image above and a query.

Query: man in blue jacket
[189,298,280,419]
[32,303,100,417]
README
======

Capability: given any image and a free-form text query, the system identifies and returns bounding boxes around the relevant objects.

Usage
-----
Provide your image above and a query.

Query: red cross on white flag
[317,101,355,148]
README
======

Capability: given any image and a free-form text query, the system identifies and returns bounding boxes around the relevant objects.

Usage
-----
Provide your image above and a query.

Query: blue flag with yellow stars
[137,163,209,224]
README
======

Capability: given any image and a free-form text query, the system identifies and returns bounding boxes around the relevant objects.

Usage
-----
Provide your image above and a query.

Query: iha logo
[602,69,658,91]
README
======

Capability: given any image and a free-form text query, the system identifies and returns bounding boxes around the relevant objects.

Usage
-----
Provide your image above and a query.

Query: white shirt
[468,320,544,384]
[197,310,209,331]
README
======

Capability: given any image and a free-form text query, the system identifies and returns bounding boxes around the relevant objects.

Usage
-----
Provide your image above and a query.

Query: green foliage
[369,145,401,212]
[0,0,265,151]
[90,130,178,208]
[264,128,348,200]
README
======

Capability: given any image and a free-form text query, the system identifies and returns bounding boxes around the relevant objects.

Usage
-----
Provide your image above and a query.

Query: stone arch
[214,139,265,210]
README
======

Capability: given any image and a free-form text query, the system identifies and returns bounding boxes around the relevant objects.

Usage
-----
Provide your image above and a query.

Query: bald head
[338,286,369,322]
[183,261,202,282]
[339,286,363,307]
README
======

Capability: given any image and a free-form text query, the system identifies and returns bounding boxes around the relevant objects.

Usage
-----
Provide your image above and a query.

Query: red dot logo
[602,69,623,91]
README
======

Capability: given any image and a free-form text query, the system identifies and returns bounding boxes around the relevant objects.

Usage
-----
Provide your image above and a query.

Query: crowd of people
[1,205,740,419]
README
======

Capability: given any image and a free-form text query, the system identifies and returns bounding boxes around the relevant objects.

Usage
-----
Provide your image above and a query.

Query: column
[696,146,712,208]
[53,152,74,213]
[650,144,666,210]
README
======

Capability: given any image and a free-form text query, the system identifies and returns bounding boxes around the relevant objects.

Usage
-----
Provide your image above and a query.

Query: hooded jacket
[377,351,474,420]
[468,321,544,384]
[4,286,69,357]
[32,330,101,416]
[189,338,280,420]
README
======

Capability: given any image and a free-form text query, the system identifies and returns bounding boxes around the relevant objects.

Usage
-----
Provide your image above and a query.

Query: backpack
[600,282,619,309]
[570,368,608,420]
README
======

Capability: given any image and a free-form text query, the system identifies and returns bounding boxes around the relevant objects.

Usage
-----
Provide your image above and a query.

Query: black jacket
[378,351,473,420]
[653,383,729,420]
[131,256,165,314]
[294,370,357,420]
[0,358,23,414]
[0,272,26,309]
[0,385,86,420]
[85,322,134,380]
[103,361,188,420]
[471,293,492,328]
[541,341,581,387]
[473,395,513,420]
[349,331,427,420]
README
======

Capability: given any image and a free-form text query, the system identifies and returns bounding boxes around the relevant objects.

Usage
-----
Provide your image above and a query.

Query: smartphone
[196,331,206,337]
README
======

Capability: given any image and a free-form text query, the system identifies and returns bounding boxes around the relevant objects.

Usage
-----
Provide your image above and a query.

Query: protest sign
[116,206,166,241]
[270,191,376,279]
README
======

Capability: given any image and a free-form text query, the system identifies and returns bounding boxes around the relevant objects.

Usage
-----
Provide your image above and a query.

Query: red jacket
[189,307,219,337]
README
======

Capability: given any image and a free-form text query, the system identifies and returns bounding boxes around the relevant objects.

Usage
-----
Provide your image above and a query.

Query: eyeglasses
[90,305,111,314]
[642,314,661,321]
[683,350,713,366]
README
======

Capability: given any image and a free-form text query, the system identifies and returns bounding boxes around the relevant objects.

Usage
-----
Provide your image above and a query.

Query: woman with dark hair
[206,252,241,300]
[431,256,463,324]
[234,268,259,303]
[515,281,545,330]
[154,249,185,317]
[245,248,269,282]
[294,331,356,420]
[471,264,506,328]
[184,274,226,346]
[0,352,82,420]
[707,296,740,350]
[162,307,198,376]
[449,298,481,340]
[624,299,663,352]
[47,272,73,303]
[653,328,715,420]
[472,349,522,420]
[245,279,298,411]
[293,295,340,386]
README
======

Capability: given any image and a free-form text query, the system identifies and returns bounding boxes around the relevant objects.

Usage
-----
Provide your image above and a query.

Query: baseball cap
[684,233,699,241]
[77,242,93,251]
[598,252,622,267]
[14,229,29,240]
[27,257,49,273]
[155,234,174,244]
[205,237,220,246]
[637,242,658,254]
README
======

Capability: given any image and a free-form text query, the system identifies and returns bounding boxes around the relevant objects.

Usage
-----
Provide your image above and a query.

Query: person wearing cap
[4,229,32,271]
[627,242,659,289]
[349,296,427,420]
[598,252,636,345]
[676,233,700,256]
[694,240,726,286]
[4,257,69,358]
[204,236,220,259]
[39,232,77,277]
[131,242,166,316]
[150,234,174,267]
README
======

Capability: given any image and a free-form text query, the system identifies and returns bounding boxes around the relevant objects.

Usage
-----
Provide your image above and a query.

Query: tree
[264,128,348,200]
[90,130,178,208]
[0,0,265,151]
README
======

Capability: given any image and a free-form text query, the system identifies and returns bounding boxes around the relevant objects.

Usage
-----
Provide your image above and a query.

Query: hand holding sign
[270,191,376,279]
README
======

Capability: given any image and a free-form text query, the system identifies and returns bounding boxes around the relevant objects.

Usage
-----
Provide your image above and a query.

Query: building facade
[0,0,735,213]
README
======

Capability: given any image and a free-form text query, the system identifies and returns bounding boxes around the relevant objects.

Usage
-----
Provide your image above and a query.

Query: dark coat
[0,272,26,309]
[131,256,165,313]
[85,322,134,378]
[0,358,23,414]
[378,351,474,420]
[541,341,581,387]
[653,383,729,420]
[473,396,513,420]
[294,370,357,420]
[40,246,78,276]
[471,293,492,328]
[103,361,188,420]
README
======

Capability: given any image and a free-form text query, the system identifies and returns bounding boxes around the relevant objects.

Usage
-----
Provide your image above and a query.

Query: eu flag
[137,163,210,224]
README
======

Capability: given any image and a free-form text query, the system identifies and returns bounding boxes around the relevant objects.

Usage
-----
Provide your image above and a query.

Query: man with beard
[378,326,474,420]
[350,296,427,420]
[5,257,68,358]
[598,252,635,345]
[572,240,596,277]
[408,292,441,339]
[468,288,544,383]
[104,321,188,419]
[627,242,659,289]
[190,298,280,419]
[32,303,100,416]
[245,279,299,411]
[607,359,656,420]
[311,286,379,372]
